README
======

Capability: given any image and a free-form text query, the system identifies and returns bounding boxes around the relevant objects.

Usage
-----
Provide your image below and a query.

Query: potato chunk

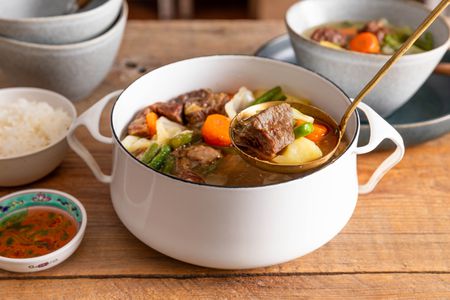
[273,137,323,165]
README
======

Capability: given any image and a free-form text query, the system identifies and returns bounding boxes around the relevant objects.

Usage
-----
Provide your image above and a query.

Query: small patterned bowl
[0,189,87,273]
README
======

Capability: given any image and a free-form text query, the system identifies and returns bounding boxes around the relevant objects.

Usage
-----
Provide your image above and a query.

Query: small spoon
[230,0,450,174]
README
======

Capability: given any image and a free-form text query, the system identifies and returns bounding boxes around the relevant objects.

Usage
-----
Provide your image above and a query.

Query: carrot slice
[201,114,232,147]
[338,27,358,36]
[306,123,329,143]
[349,32,380,54]
[146,112,158,137]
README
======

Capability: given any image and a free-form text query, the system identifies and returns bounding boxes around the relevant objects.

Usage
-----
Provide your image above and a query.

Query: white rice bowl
[0,98,72,158]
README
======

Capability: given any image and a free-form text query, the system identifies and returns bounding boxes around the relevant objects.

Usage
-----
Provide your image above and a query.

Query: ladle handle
[340,0,450,132]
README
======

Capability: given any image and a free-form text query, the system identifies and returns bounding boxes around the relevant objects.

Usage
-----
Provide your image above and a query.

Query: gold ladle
[230,0,450,174]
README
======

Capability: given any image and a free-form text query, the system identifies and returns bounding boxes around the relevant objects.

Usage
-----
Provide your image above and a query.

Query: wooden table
[1,21,450,299]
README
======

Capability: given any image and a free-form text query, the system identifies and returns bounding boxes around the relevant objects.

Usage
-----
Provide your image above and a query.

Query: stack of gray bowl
[0,0,127,101]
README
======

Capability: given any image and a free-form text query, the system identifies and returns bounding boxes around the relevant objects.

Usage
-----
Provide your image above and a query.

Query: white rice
[0,98,72,158]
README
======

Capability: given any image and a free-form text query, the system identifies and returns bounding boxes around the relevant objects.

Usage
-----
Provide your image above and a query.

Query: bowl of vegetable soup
[286,0,450,117]
[0,189,87,273]
[67,55,404,269]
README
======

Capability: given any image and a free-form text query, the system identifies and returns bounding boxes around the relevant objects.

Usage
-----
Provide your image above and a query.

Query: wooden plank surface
[0,20,449,298]
[2,275,450,299]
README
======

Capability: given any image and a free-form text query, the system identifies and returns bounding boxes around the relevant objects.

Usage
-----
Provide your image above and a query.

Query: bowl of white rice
[0,87,76,186]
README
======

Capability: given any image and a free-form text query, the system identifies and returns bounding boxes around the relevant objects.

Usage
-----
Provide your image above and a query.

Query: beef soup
[68,55,405,269]
[305,19,435,55]
[121,87,342,187]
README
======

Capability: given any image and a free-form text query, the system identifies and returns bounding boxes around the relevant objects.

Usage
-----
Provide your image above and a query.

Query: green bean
[141,143,160,164]
[270,89,287,101]
[169,131,193,149]
[294,122,314,138]
[161,155,176,174]
[415,32,434,51]
[149,145,172,170]
[252,86,282,105]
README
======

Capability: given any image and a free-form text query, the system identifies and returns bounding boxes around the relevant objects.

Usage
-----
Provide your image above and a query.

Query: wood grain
[0,20,449,298]
[2,274,450,299]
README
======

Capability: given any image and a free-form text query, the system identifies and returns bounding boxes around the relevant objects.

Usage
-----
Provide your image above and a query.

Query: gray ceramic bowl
[0,88,77,187]
[0,2,127,101]
[0,0,122,45]
[286,0,450,117]
[0,0,73,18]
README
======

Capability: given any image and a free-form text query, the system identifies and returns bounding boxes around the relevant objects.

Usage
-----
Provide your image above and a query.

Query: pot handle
[355,102,405,194]
[67,90,123,184]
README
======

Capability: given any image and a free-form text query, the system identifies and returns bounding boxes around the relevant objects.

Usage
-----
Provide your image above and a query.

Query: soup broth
[304,19,434,55]
[0,206,78,258]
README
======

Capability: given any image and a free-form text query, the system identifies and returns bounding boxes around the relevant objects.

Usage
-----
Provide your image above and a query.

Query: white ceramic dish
[0,0,123,45]
[0,189,87,273]
[286,0,450,117]
[0,1,127,101]
[68,56,404,269]
[0,88,77,187]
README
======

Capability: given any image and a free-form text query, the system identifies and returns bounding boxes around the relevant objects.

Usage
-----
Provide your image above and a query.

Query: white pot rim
[109,55,361,190]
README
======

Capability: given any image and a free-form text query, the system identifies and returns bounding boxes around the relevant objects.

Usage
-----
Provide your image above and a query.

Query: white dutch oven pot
[68,56,404,269]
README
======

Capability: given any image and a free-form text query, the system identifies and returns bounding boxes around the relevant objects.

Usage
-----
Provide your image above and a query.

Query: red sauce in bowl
[0,206,78,258]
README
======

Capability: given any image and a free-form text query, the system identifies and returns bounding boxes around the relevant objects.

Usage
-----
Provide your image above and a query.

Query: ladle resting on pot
[230,0,450,174]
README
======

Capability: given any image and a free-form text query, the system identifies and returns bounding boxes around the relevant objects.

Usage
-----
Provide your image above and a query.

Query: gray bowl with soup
[286,0,450,117]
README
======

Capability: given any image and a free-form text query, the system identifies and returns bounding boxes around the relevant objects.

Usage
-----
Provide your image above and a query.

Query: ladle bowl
[230,101,339,173]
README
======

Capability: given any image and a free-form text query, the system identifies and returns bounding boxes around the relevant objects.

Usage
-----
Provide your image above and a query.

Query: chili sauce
[0,206,78,258]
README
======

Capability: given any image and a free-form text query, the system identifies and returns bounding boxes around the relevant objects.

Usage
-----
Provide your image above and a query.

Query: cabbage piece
[121,135,154,155]
[156,116,186,145]
[225,86,255,118]
[121,135,139,151]
[273,137,323,165]
[129,138,153,154]
[285,94,310,105]
[292,108,314,124]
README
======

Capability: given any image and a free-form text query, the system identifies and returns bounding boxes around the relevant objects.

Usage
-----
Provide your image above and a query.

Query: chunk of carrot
[146,112,158,137]
[349,32,380,54]
[338,27,358,36]
[306,123,329,143]
[201,114,232,147]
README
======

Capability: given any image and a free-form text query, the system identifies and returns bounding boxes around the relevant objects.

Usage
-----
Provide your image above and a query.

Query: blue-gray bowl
[286,0,450,118]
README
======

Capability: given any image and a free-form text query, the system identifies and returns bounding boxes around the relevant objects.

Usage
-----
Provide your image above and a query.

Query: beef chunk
[185,145,223,165]
[128,107,151,137]
[232,103,294,161]
[149,89,230,126]
[150,99,184,124]
[183,89,231,126]
[360,20,390,43]
[172,144,222,183]
[311,28,347,47]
